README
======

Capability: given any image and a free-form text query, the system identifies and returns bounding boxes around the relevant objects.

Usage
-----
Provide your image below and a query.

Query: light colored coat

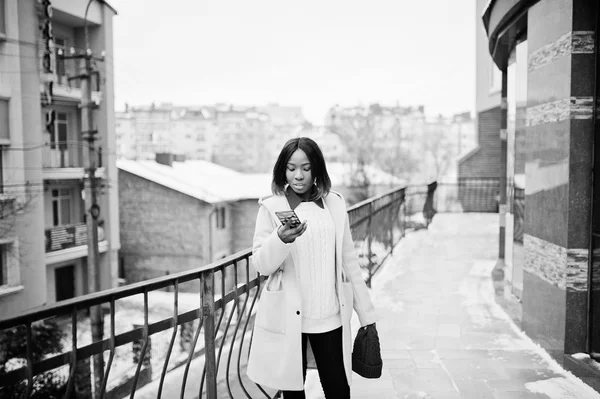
[246,191,378,391]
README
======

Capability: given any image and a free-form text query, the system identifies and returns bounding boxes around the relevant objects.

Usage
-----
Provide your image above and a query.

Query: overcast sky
[110,0,477,124]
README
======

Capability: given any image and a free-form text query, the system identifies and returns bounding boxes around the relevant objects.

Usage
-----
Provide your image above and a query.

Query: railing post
[202,271,217,399]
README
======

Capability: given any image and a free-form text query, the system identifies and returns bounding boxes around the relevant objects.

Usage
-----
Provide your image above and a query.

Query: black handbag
[351,323,383,378]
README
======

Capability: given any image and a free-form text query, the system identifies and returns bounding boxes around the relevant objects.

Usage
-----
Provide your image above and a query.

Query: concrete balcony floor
[306,213,600,399]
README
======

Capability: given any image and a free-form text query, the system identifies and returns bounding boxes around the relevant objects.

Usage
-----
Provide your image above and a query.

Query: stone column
[522,0,595,359]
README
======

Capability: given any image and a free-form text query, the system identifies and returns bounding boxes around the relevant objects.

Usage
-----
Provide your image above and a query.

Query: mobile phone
[275,210,301,228]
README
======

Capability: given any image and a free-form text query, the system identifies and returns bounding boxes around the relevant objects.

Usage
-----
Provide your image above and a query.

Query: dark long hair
[271,137,332,200]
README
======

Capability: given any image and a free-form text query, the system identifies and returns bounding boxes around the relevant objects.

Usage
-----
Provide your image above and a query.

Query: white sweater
[293,202,341,333]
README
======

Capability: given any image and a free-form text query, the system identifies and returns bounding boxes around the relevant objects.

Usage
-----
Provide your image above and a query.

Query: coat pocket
[255,271,286,335]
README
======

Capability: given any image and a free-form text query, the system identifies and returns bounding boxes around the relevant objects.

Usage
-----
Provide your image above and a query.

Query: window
[0,245,6,286]
[0,0,5,36]
[50,112,68,150]
[0,98,9,141]
[489,58,502,94]
[119,256,126,279]
[0,239,20,293]
[52,188,71,226]
[216,207,226,229]
[54,38,67,83]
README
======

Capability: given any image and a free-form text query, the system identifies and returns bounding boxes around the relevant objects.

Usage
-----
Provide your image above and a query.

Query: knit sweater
[293,201,341,333]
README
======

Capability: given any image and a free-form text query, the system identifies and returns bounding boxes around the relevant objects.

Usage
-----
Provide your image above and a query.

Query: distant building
[450,112,477,159]
[211,108,273,173]
[0,0,119,318]
[458,0,503,188]
[294,124,345,163]
[171,108,216,161]
[117,156,271,285]
[116,103,173,160]
[116,103,307,173]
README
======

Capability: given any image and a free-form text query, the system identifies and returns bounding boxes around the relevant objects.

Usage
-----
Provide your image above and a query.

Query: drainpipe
[492,68,509,289]
[208,206,218,263]
[586,1,600,360]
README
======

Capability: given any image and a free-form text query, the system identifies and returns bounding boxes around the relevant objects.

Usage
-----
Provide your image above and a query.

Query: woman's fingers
[290,221,307,237]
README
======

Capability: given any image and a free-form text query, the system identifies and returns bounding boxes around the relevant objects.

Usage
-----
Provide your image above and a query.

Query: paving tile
[382,349,413,360]
[435,337,463,349]
[453,378,495,398]
[436,323,462,338]
[492,391,551,399]
[384,358,417,370]
[443,358,508,381]
[351,376,397,399]
[428,392,462,399]
[391,368,458,393]
[409,350,439,368]
[486,379,534,393]
[486,350,549,369]
[436,349,490,360]
[407,335,437,350]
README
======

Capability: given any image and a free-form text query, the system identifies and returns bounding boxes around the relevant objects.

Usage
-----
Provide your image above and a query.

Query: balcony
[0,182,556,399]
[45,222,108,264]
[42,146,106,180]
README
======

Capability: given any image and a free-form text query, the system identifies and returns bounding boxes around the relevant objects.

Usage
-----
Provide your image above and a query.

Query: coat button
[296,311,300,315]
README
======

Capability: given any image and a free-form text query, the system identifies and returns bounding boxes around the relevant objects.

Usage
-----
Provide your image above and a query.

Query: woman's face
[286,149,313,196]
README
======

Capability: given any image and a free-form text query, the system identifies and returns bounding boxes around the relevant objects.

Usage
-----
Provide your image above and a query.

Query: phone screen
[275,210,300,227]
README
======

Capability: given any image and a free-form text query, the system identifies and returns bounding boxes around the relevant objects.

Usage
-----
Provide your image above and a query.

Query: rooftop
[117,159,272,204]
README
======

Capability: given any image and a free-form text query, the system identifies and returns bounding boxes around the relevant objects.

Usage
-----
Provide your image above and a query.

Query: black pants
[282,326,350,399]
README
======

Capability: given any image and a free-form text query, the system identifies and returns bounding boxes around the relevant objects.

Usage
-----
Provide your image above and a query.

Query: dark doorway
[55,265,75,302]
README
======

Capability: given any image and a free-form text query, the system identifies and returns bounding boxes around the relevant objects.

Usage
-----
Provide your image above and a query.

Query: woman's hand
[277,219,307,244]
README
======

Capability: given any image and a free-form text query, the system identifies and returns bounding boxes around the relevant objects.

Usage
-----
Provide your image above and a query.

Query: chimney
[155,153,174,167]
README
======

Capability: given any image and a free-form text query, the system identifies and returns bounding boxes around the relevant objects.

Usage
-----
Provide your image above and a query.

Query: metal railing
[434,177,501,213]
[45,222,106,253]
[0,185,432,399]
[42,143,103,169]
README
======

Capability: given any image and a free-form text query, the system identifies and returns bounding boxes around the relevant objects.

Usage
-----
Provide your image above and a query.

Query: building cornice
[482,0,540,69]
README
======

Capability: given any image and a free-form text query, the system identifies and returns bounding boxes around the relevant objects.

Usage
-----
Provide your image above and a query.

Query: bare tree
[328,108,376,203]
[422,125,454,181]
[374,118,418,185]
[328,104,418,201]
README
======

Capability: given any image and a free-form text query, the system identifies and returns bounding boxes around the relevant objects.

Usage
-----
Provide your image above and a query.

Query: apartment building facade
[170,107,215,161]
[211,108,273,173]
[0,0,119,318]
[116,103,308,174]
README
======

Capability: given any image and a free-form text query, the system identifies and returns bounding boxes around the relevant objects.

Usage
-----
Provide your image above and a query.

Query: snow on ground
[365,214,600,398]
[526,377,600,399]
[453,233,600,398]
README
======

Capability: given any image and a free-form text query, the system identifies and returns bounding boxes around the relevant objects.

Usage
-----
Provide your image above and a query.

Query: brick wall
[119,170,211,284]
[119,170,264,290]
[459,106,502,179]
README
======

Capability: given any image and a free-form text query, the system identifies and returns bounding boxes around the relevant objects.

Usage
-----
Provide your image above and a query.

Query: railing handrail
[0,247,253,328]
[348,185,407,211]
